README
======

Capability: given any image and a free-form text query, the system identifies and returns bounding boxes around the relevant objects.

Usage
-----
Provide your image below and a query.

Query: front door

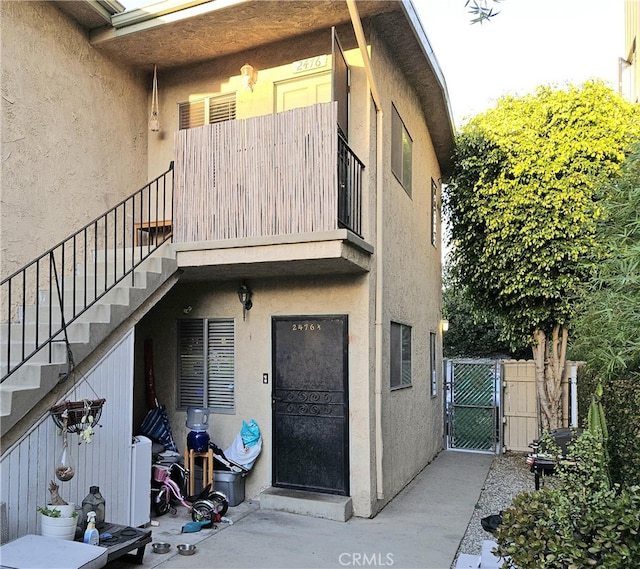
[272,316,349,495]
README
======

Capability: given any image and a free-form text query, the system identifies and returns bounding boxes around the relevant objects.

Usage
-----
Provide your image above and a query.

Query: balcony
[172,102,372,280]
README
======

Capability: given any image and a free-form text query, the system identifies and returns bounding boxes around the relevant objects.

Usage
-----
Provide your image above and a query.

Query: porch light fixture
[441,319,449,333]
[237,282,253,320]
[240,63,258,92]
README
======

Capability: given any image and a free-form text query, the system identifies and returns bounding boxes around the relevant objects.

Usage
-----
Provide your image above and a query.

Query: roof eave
[400,0,455,176]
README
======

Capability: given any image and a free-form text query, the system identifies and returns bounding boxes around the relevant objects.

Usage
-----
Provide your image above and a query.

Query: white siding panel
[0,330,134,542]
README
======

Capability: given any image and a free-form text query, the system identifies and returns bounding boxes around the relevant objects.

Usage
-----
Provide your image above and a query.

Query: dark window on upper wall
[431,178,438,247]
[391,104,412,196]
[390,322,412,389]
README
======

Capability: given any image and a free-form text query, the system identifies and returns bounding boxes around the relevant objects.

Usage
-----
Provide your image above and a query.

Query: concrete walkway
[113,450,492,569]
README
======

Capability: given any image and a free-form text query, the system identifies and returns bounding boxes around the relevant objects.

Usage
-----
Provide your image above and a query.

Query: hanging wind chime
[149,64,160,132]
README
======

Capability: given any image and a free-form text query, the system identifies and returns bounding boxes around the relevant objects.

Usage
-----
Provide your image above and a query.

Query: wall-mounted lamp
[237,282,253,320]
[240,63,258,92]
[441,319,449,333]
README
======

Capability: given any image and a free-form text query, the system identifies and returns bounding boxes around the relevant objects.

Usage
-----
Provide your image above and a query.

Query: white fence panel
[0,330,134,542]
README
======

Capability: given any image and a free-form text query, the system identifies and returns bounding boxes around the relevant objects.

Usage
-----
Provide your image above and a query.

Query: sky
[120,0,626,126]
[415,0,625,126]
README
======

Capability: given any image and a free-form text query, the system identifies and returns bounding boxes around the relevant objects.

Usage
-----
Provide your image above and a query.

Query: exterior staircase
[0,244,178,438]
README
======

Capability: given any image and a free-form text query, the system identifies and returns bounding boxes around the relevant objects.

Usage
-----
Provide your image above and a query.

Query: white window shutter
[178,319,206,407]
[207,319,235,413]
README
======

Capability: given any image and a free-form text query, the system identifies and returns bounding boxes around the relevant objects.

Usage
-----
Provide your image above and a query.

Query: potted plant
[38,481,78,540]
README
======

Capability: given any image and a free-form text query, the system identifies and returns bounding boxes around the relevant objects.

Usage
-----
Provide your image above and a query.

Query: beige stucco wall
[1,1,148,278]
[370,25,445,502]
[134,273,376,515]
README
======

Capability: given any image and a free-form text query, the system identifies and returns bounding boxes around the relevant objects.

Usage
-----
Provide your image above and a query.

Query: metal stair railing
[0,163,174,382]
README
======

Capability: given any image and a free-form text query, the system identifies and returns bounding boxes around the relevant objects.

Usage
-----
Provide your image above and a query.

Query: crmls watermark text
[338,552,394,566]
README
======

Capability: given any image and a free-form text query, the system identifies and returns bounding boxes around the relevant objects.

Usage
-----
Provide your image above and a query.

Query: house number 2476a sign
[292,55,328,73]
[292,323,322,331]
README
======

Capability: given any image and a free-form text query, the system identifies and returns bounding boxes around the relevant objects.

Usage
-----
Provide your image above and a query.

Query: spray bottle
[83,511,99,545]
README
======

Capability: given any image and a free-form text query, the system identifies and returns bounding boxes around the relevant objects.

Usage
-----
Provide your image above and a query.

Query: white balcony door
[275,71,331,113]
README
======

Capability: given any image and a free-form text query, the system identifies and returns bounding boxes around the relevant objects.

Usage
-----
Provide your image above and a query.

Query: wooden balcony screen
[173,102,339,243]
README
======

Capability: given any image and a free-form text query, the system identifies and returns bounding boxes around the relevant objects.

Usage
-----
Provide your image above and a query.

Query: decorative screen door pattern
[272,316,349,495]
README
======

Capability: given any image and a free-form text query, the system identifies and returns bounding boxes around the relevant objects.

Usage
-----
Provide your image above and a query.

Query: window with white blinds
[177,319,235,413]
[178,93,237,130]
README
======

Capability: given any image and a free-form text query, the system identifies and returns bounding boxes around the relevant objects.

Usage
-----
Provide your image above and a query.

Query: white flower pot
[48,503,75,518]
[39,503,77,541]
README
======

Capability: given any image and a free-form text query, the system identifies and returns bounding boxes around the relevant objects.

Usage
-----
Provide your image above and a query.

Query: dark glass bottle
[82,486,105,528]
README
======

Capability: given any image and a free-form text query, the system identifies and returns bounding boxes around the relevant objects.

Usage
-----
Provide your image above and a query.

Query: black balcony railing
[0,165,174,382]
[337,132,364,237]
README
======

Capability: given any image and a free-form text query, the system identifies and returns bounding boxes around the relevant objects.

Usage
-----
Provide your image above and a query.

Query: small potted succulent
[38,481,78,540]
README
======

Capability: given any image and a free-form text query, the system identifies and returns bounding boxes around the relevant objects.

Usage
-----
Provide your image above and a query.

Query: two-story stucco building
[0,0,454,539]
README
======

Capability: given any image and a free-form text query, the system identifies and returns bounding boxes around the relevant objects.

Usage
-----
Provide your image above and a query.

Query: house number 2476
[292,323,322,331]
[292,55,328,73]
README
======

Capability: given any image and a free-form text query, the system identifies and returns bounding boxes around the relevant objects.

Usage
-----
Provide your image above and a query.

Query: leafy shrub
[494,431,640,568]
[602,375,640,488]
[576,367,640,488]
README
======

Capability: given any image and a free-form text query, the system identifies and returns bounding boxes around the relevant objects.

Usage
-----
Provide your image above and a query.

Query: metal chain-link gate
[445,359,502,453]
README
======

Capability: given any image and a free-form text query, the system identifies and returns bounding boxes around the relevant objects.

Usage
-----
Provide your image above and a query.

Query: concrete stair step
[1,339,70,367]
[0,322,91,345]
[32,285,133,312]
[0,362,67,418]
[259,487,353,522]
[21,302,114,328]
[78,249,172,278]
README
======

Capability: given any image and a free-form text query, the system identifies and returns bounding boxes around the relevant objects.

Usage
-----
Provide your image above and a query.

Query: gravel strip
[451,452,534,567]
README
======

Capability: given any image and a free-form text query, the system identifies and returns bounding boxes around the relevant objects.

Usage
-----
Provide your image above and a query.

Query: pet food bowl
[152,542,171,554]
[177,544,197,556]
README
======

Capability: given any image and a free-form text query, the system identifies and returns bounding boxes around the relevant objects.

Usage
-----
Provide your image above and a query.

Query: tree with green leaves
[571,146,640,486]
[445,81,640,430]
[442,266,530,358]
[571,146,640,377]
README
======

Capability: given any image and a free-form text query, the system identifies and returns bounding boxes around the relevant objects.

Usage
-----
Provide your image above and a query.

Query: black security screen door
[272,316,349,495]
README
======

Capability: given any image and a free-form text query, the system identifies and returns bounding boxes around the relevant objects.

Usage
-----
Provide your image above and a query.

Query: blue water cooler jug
[186,407,210,452]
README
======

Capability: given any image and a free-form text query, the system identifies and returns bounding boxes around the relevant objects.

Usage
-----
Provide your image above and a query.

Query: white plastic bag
[223,431,262,469]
